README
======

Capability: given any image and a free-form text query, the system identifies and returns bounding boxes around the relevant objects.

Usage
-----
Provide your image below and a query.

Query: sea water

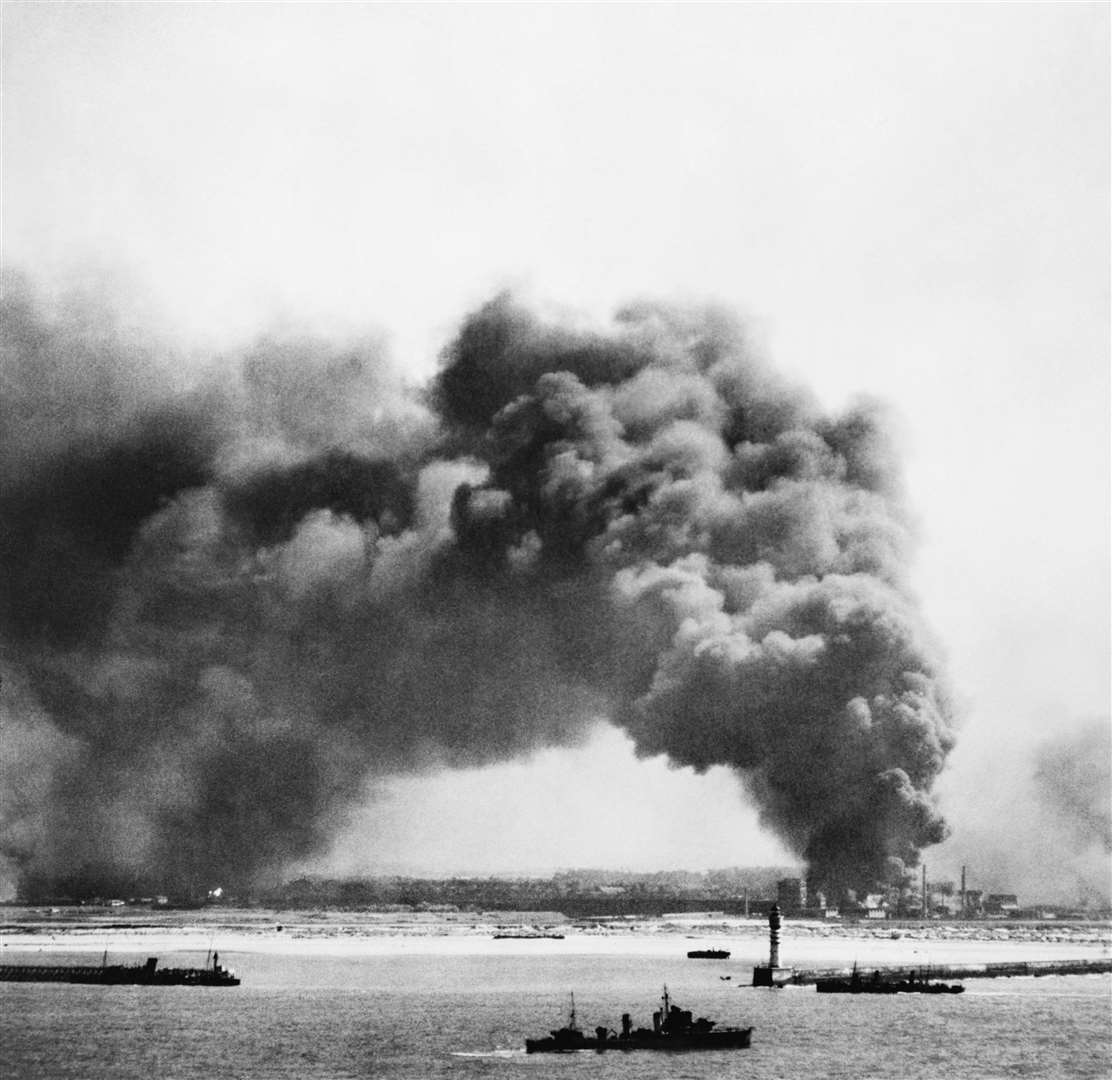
[2,950,1110,1079]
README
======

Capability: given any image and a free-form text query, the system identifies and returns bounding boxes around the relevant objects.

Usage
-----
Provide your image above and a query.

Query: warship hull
[525,986,752,1053]
[0,955,239,986]
[526,1028,753,1052]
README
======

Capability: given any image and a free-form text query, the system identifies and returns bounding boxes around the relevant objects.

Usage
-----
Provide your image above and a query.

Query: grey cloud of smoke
[936,717,1111,906]
[1034,720,1111,856]
[0,277,954,898]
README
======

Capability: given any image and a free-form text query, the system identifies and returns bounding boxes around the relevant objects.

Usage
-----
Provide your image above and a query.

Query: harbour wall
[781,958,1112,985]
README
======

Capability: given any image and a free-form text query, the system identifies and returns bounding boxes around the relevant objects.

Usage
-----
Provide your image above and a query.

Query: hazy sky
[3,3,1108,894]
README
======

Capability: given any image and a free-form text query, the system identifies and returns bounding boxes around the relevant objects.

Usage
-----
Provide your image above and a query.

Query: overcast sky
[3,3,1108,895]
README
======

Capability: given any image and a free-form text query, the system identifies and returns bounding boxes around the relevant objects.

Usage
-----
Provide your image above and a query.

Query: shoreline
[1,908,1108,967]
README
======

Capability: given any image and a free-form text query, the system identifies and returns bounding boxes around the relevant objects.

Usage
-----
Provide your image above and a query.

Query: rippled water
[2,950,1110,1079]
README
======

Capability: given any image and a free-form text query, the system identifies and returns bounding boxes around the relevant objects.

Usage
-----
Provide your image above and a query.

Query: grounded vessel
[0,952,240,986]
[525,987,753,1053]
[492,932,565,940]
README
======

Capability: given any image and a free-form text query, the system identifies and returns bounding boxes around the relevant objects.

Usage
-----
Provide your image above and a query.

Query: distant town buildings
[776,877,807,913]
[11,866,1107,920]
[985,893,1021,917]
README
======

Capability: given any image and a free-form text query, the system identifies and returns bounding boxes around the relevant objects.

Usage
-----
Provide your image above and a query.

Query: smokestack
[922,864,928,920]
[961,865,967,919]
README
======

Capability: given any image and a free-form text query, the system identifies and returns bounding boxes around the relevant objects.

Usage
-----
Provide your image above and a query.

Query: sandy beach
[3,908,1108,969]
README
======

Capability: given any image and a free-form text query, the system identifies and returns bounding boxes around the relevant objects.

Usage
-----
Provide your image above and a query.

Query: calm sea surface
[2,950,1110,1079]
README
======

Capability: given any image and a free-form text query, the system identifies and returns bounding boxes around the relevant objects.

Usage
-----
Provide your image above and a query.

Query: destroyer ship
[0,952,240,986]
[525,987,753,1052]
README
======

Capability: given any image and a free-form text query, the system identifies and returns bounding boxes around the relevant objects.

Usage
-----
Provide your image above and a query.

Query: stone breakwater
[759,920,1112,947]
[783,958,1112,984]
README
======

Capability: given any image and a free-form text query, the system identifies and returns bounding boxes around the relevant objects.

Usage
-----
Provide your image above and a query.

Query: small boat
[525,987,753,1053]
[687,949,730,959]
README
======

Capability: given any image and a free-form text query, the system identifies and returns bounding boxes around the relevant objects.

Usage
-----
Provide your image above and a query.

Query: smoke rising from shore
[0,275,954,898]
[1034,719,1112,858]
[935,717,1111,906]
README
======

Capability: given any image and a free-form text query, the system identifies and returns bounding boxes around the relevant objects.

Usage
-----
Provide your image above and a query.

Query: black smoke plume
[0,276,954,899]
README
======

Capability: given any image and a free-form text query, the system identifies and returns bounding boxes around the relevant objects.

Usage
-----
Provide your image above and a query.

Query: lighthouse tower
[752,904,787,987]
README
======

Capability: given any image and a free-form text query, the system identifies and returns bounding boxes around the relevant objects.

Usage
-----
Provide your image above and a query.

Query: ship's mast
[661,985,670,1014]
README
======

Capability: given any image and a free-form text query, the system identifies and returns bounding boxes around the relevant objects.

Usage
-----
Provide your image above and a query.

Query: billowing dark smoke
[0,275,954,899]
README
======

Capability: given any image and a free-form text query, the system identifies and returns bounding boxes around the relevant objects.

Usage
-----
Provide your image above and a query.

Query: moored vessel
[492,932,565,939]
[815,965,962,995]
[0,951,240,986]
[889,970,964,994]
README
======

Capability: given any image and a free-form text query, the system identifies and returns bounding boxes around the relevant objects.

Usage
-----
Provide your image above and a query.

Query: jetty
[784,958,1112,986]
[751,907,1111,987]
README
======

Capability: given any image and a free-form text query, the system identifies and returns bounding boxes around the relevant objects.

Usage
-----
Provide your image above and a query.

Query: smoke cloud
[1034,720,1112,857]
[936,717,1111,906]
[0,275,954,898]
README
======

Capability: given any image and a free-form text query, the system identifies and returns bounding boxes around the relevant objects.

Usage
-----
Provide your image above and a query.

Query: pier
[778,958,1112,986]
[750,908,1111,986]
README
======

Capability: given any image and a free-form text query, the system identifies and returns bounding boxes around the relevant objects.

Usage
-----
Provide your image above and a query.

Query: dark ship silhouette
[492,932,565,939]
[0,951,240,986]
[525,986,753,1053]
[815,965,963,995]
[687,948,730,959]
